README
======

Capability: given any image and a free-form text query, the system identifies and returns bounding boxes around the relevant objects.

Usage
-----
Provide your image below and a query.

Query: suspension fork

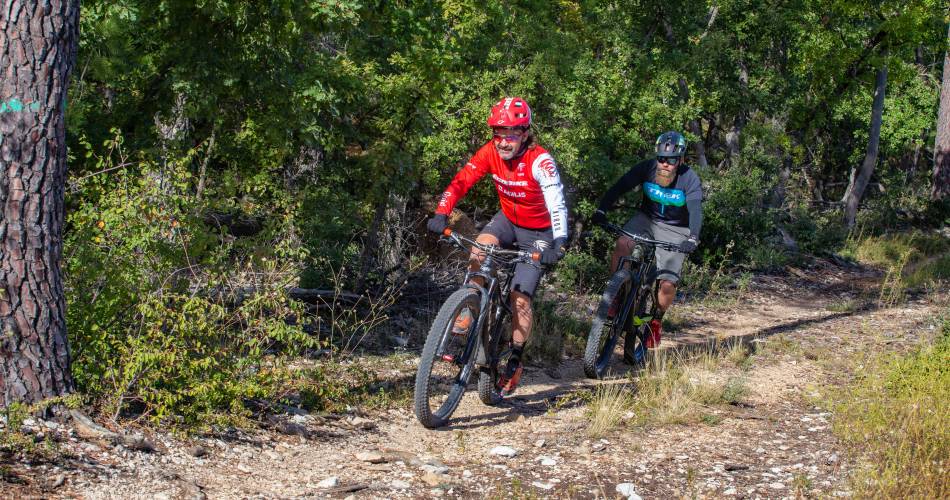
[476,281,512,369]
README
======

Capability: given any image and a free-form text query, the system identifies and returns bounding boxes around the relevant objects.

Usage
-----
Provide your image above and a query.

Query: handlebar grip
[442,228,453,237]
[531,252,541,262]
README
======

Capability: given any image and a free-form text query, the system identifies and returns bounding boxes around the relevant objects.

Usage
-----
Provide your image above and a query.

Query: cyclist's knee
[658,280,677,293]
[615,236,635,254]
[510,290,532,310]
[470,234,500,262]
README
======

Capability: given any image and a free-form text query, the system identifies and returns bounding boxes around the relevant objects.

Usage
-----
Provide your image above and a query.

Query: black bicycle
[583,222,685,379]
[413,228,542,428]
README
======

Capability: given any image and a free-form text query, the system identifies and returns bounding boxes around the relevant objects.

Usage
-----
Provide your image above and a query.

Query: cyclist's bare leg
[610,236,636,272]
[510,290,532,346]
[467,233,500,286]
[657,279,676,312]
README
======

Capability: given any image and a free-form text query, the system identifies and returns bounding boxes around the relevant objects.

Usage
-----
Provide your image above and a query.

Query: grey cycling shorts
[482,211,552,298]
[622,211,690,283]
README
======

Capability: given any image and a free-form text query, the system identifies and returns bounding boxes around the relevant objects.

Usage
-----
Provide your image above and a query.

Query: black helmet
[655,131,687,157]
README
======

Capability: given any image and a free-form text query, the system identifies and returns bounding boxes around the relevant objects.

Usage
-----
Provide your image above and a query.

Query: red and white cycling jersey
[436,141,568,240]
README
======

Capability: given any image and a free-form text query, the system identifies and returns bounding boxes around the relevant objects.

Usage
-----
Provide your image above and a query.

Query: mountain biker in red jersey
[427,97,569,397]
[591,131,703,352]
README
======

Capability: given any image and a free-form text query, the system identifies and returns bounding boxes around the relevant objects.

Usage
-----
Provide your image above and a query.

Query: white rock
[356,451,385,463]
[317,476,339,489]
[534,439,546,448]
[489,446,518,457]
[769,482,786,489]
[390,480,411,489]
[532,481,554,490]
[724,487,737,495]
[421,464,449,475]
[539,456,557,466]
[616,483,642,500]
[462,470,472,478]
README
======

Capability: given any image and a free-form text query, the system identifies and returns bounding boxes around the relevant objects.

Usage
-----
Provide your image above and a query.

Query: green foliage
[65,137,316,428]
[60,0,949,426]
[553,250,607,293]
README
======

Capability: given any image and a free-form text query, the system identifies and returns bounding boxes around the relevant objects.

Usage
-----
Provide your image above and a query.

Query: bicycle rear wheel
[584,270,632,379]
[413,288,481,428]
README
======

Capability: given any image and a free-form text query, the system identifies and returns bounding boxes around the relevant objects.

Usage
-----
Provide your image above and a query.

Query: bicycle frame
[603,222,680,335]
[438,231,537,372]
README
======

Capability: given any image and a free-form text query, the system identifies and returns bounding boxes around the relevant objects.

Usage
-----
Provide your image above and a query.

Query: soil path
[10,262,949,499]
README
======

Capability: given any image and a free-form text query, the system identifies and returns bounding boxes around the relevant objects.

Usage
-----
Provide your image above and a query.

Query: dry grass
[586,382,633,438]
[587,347,750,431]
[831,319,950,498]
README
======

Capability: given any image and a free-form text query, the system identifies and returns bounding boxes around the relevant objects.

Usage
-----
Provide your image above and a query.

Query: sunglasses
[657,156,681,166]
[492,130,525,142]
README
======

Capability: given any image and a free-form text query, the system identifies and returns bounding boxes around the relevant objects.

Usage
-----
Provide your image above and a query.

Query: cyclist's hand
[427,214,448,234]
[540,238,567,265]
[590,209,607,226]
[678,236,699,253]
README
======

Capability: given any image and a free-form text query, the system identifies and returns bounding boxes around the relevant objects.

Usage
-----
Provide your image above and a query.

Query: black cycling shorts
[481,211,553,298]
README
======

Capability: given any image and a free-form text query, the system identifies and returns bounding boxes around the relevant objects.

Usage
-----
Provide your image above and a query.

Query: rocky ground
[3,259,947,499]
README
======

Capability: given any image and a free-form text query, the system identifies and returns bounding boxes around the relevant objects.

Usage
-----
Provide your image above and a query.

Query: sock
[510,343,525,363]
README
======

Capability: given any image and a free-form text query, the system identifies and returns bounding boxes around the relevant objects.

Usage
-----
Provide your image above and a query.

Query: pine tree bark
[0,1,79,405]
[843,66,887,229]
[933,23,950,201]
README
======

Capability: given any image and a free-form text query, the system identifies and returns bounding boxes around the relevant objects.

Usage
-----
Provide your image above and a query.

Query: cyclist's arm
[596,160,650,213]
[531,153,569,241]
[435,151,490,216]
[683,168,704,239]
[686,199,703,238]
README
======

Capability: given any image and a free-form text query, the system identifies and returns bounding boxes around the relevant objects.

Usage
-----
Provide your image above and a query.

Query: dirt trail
[9,263,949,499]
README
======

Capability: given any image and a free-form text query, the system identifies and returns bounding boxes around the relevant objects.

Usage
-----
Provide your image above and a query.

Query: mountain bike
[583,221,685,379]
[413,228,542,428]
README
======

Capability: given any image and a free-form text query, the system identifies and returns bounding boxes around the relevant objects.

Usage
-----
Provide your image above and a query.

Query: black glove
[540,237,567,265]
[427,214,448,234]
[590,209,607,226]
[679,236,699,253]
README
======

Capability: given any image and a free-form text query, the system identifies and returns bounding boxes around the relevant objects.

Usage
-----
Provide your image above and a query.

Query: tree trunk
[843,66,887,228]
[933,23,950,201]
[770,155,793,209]
[0,1,79,406]
[726,61,750,163]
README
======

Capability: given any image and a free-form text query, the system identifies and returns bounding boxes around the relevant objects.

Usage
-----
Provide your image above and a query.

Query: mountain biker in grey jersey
[590,131,703,349]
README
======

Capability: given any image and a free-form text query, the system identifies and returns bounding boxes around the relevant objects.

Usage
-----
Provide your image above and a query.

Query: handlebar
[597,222,686,253]
[441,228,542,264]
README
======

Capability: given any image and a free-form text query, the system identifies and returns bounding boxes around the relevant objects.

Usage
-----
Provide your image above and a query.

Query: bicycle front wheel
[413,288,481,428]
[584,269,633,379]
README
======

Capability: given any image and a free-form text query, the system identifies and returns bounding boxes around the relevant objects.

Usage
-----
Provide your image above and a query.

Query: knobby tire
[413,288,481,428]
[584,269,633,379]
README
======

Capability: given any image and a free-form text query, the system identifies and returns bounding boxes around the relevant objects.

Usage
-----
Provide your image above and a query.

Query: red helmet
[487,97,532,128]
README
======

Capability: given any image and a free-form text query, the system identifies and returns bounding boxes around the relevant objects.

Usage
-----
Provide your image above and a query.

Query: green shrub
[65,142,316,429]
[699,162,773,264]
[554,250,608,293]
